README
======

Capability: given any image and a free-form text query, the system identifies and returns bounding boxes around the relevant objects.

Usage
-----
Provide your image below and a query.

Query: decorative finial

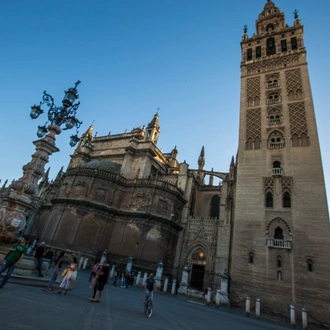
[74,80,81,89]
[243,25,248,34]
[293,9,299,19]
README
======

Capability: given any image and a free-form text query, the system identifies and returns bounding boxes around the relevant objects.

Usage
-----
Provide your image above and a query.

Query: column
[178,264,189,294]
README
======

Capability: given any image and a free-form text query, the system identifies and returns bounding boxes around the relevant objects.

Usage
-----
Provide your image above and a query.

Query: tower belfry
[231,0,330,321]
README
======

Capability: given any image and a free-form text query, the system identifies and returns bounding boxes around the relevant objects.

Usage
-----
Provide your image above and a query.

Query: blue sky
[1,0,329,206]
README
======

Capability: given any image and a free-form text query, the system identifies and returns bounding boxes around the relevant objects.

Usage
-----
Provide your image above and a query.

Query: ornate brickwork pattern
[288,102,308,136]
[246,108,261,140]
[267,104,282,112]
[281,177,292,193]
[247,77,261,99]
[264,178,274,192]
[247,56,299,75]
[285,69,302,92]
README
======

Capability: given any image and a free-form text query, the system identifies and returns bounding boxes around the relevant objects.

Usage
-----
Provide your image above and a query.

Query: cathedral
[1,0,330,324]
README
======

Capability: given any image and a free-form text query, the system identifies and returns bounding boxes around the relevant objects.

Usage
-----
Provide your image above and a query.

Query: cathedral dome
[82,159,121,173]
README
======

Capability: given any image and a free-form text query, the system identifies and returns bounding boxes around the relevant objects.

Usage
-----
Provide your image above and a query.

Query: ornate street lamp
[30,81,83,146]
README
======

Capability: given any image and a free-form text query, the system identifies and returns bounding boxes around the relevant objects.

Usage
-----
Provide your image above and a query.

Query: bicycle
[144,290,153,318]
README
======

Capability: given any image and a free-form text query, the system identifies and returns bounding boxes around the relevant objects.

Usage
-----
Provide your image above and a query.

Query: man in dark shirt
[34,242,46,277]
[144,273,157,301]
[91,260,110,303]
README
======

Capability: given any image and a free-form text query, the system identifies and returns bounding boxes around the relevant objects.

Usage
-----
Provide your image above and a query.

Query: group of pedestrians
[112,269,134,288]
[0,238,157,309]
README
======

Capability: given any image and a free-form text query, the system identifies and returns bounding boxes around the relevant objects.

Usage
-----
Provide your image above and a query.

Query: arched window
[268,131,284,149]
[248,97,253,107]
[307,259,313,272]
[268,108,282,124]
[267,92,281,104]
[288,90,295,101]
[266,192,273,207]
[274,227,284,240]
[277,271,282,281]
[254,137,261,150]
[296,89,303,100]
[249,252,254,264]
[301,133,308,146]
[283,192,291,208]
[292,134,299,147]
[192,249,207,264]
[210,195,220,219]
[267,37,276,55]
[254,96,260,106]
[273,161,281,168]
[277,256,282,267]
[266,23,275,32]
[246,138,253,150]
[267,75,280,88]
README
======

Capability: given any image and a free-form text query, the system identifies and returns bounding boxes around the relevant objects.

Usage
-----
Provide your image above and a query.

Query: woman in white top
[58,257,78,295]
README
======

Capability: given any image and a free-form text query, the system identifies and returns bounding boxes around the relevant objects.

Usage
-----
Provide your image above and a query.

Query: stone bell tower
[231,0,330,322]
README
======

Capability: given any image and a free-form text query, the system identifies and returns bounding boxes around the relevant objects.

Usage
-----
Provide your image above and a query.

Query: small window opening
[307,259,313,272]
[281,40,287,52]
[277,271,282,281]
[277,256,282,267]
[291,37,298,50]
[249,252,254,264]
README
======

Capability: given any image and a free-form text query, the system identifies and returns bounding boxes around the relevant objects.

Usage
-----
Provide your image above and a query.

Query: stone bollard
[78,257,84,269]
[255,298,260,319]
[171,279,176,295]
[135,271,141,286]
[110,265,116,278]
[290,304,296,327]
[206,287,212,305]
[126,256,133,272]
[83,258,88,270]
[163,277,169,293]
[215,289,221,307]
[302,308,308,330]
[245,296,251,316]
[155,260,164,288]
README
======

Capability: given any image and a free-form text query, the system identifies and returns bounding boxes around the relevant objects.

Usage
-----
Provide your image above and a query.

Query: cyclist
[144,273,157,302]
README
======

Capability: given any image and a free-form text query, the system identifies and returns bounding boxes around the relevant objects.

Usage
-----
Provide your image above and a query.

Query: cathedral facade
[2,1,329,324]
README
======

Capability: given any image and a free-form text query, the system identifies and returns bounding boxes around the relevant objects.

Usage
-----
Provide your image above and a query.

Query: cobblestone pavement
[0,270,295,330]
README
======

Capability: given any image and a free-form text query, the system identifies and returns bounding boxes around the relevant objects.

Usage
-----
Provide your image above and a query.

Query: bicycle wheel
[144,300,153,318]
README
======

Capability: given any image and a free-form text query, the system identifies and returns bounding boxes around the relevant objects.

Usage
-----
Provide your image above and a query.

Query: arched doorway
[190,248,207,291]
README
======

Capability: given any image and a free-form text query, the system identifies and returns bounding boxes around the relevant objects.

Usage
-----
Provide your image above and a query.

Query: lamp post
[30,80,82,147]
[0,81,83,240]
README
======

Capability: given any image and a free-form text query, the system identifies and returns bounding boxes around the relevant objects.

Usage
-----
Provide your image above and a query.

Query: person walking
[89,262,99,282]
[58,257,78,295]
[34,241,46,277]
[90,260,110,303]
[0,237,28,289]
[47,251,65,291]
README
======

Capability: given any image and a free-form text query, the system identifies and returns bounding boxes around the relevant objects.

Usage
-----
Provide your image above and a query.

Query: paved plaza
[0,271,294,330]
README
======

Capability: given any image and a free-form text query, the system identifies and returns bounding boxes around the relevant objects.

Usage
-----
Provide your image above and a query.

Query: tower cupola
[145,113,160,144]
